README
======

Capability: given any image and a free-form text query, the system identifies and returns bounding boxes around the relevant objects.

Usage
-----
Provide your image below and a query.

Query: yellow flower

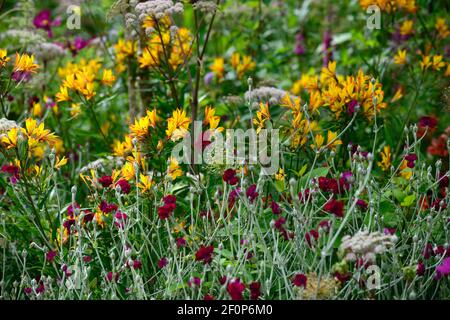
[234,55,256,79]
[113,135,133,157]
[275,168,285,181]
[114,39,136,64]
[138,47,160,69]
[399,20,414,36]
[377,145,391,171]
[320,61,337,85]
[253,102,270,134]
[394,49,407,65]
[399,160,413,180]
[32,102,43,118]
[121,161,136,181]
[391,87,404,103]
[435,18,450,39]
[210,57,225,81]
[420,55,432,70]
[167,156,183,180]
[445,64,450,77]
[310,133,325,150]
[1,127,19,149]
[230,52,240,69]
[101,69,116,86]
[204,106,223,132]
[166,108,191,142]
[56,86,70,103]
[21,118,58,146]
[55,156,68,170]
[431,55,446,71]
[13,53,39,74]
[130,115,151,141]
[326,131,342,150]
[0,49,10,67]
[137,173,154,193]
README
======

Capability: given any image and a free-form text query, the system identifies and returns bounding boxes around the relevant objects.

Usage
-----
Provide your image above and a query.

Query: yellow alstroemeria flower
[210,57,225,81]
[166,109,191,142]
[55,156,68,170]
[394,49,407,65]
[13,53,39,74]
[137,173,154,193]
[0,49,10,67]
[326,131,342,150]
[1,127,19,149]
[377,145,392,172]
[101,69,116,86]
[253,102,270,134]
[399,20,414,36]
[167,156,183,180]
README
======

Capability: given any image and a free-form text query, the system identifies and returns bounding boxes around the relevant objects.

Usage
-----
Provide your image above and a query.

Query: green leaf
[401,194,416,207]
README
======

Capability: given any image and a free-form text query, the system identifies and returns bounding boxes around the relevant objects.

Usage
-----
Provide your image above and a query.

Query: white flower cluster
[192,1,218,13]
[1,29,47,46]
[245,86,297,108]
[340,230,397,263]
[0,118,18,134]
[80,159,105,173]
[31,43,66,61]
[134,0,183,21]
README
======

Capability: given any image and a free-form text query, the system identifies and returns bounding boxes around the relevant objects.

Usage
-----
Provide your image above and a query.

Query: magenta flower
[33,10,61,38]
[246,184,259,203]
[227,278,245,300]
[435,257,450,280]
[157,257,168,269]
[249,281,261,300]
[195,245,214,264]
[292,273,307,288]
[46,250,57,262]
[223,168,239,186]
[270,200,281,214]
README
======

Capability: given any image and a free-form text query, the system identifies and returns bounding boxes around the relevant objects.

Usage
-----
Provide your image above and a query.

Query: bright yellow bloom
[166,109,191,142]
[32,102,43,118]
[311,134,325,150]
[1,127,19,149]
[130,116,151,140]
[391,87,404,103]
[210,57,225,81]
[253,102,270,134]
[431,55,446,71]
[137,173,154,193]
[167,156,183,180]
[394,49,407,65]
[435,18,450,39]
[113,135,133,157]
[399,20,414,36]
[399,160,413,180]
[13,53,39,74]
[275,168,285,181]
[138,47,160,69]
[420,55,432,70]
[101,69,116,86]
[56,86,70,103]
[54,156,68,170]
[326,131,342,150]
[0,49,10,67]
[445,64,450,77]
[121,161,136,181]
[320,61,337,85]
[21,118,58,146]
[233,55,256,79]
[114,39,136,64]
[377,145,392,171]
[204,106,223,132]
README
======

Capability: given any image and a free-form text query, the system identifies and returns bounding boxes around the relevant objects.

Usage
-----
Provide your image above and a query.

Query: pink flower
[227,278,245,300]
[249,281,261,300]
[246,184,259,203]
[116,179,131,194]
[305,229,319,247]
[99,200,118,214]
[158,257,168,269]
[99,175,113,188]
[187,277,201,287]
[33,10,61,38]
[223,169,239,186]
[106,271,119,283]
[435,257,450,280]
[114,211,128,228]
[324,198,345,218]
[270,200,281,214]
[195,245,214,264]
[292,273,307,288]
[46,250,57,262]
